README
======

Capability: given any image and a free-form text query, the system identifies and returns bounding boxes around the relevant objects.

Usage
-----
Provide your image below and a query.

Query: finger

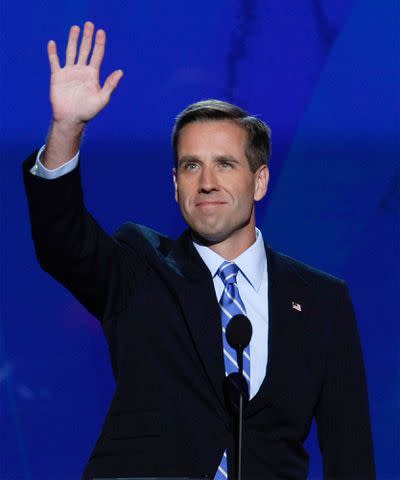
[47,40,60,73]
[77,21,95,65]
[66,25,80,65]
[89,29,106,70]
[101,69,124,99]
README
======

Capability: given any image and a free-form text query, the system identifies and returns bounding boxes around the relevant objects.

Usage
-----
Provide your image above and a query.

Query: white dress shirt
[31,147,270,399]
[193,232,269,400]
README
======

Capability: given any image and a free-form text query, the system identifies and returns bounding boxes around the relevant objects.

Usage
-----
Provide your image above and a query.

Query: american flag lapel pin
[291,301,302,312]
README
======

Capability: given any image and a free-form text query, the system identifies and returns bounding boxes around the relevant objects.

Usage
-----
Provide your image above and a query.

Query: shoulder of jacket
[269,246,347,291]
[113,222,174,256]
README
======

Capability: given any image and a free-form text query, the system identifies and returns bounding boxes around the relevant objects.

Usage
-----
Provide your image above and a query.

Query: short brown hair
[172,99,271,172]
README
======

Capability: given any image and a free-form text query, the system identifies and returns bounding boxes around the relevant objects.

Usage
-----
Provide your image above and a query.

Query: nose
[198,165,218,193]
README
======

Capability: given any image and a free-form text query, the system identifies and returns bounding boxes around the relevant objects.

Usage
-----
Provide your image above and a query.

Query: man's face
[173,120,268,244]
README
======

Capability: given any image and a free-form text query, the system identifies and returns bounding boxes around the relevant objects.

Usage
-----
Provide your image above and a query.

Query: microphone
[226,314,252,373]
[224,314,253,480]
[224,314,252,411]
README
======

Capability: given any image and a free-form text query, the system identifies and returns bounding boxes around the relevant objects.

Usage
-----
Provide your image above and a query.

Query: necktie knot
[218,261,239,285]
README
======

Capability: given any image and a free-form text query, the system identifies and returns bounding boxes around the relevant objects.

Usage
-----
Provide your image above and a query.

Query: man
[23,21,375,479]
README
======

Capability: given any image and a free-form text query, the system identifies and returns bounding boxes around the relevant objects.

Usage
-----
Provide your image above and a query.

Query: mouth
[195,201,227,207]
[195,199,227,207]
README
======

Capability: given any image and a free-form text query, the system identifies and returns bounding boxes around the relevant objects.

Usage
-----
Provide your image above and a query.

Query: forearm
[23,149,90,271]
[23,150,118,319]
[42,120,85,169]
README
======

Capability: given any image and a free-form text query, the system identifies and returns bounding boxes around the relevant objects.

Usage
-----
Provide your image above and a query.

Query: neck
[209,232,256,260]
[193,218,257,261]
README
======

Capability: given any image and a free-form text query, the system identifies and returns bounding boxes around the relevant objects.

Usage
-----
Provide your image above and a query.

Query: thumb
[101,69,124,101]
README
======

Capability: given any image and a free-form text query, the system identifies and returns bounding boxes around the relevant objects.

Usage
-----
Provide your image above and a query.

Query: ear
[173,168,178,203]
[254,165,269,202]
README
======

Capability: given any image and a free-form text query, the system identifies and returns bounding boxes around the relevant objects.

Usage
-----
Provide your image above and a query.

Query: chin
[190,224,231,245]
[189,214,254,247]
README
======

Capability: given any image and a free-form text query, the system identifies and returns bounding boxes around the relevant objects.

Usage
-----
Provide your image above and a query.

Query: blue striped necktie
[214,261,250,480]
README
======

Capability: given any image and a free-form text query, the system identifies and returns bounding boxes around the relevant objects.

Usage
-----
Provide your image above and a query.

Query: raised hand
[42,22,123,169]
[48,21,123,125]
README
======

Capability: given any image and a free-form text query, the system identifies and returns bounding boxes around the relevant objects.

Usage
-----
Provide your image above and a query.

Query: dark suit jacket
[23,152,375,479]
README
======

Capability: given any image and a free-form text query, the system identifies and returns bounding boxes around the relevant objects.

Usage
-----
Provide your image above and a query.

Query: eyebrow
[178,154,241,167]
[178,155,200,167]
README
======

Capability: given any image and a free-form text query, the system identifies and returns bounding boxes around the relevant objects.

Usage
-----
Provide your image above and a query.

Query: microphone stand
[236,345,245,480]
[225,314,252,480]
[225,347,247,480]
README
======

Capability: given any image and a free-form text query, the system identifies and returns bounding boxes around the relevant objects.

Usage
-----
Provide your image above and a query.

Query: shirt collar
[192,228,266,292]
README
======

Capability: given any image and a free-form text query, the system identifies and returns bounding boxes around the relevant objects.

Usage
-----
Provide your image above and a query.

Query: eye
[185,161,199,171]
[179,160,199,172]
[219,160,233,169]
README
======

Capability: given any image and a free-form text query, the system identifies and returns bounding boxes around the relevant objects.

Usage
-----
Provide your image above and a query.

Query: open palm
[48,22,123,124]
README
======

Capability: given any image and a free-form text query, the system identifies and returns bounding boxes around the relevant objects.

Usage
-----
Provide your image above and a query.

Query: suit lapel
[164,230,226,411]
[246,244,313,417]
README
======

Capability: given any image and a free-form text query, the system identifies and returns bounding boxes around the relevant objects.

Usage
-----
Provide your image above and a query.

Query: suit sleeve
[315,281,376,479]
[22,150,147,322]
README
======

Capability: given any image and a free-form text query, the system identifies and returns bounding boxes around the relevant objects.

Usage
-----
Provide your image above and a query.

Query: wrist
[51,118,86,138]
[42,120,85,169]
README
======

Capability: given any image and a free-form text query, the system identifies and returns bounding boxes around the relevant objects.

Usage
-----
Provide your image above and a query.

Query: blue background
[1,0,399,478]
